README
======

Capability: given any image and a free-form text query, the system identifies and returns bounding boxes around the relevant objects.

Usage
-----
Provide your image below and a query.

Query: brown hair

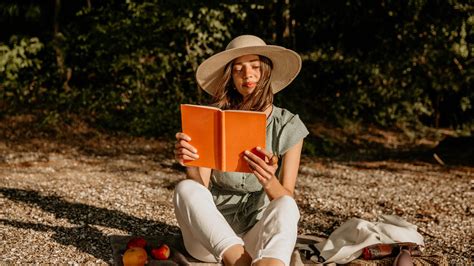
[211,56,273,111]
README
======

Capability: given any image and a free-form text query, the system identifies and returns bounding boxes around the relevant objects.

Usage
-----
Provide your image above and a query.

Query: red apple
[151,244,170,260]
[126,237,147,249]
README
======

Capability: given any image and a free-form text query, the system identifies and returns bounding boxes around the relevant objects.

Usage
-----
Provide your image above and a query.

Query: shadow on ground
[0,187,179,262]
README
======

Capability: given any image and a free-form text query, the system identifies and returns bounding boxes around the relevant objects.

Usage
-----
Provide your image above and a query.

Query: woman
[174,35,309,266]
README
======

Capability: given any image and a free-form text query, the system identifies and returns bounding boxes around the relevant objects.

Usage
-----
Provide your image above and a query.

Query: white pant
[173,179,300,266]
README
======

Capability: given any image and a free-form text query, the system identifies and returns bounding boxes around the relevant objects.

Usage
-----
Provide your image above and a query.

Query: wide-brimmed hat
[196,35,302,96]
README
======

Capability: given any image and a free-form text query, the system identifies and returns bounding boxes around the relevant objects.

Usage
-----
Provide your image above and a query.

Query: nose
[242,65,253,78]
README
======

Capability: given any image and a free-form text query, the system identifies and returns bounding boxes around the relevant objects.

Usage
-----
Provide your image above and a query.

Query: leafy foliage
[61,1,245,135]
[281,0,473,129]
[0,0,472,136]
[0,37,44,108]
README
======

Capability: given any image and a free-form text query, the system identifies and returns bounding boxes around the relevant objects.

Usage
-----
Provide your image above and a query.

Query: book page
[180,104,220,169]
[223,111,266,172]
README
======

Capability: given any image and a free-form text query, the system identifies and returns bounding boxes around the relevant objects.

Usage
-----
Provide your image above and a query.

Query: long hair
[212,56,273,111]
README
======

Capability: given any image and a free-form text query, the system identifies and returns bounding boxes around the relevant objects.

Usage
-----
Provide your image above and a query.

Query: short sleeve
[277,114,309,155]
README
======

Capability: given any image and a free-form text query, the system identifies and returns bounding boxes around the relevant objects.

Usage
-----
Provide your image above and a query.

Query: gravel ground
[0,120,472,265]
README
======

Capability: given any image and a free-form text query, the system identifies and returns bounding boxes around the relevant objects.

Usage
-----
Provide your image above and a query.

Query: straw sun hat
[196,35,302,96]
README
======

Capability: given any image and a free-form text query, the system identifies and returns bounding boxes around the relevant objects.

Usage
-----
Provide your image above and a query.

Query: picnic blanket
[109,233,447,265]
[109,234,325,265]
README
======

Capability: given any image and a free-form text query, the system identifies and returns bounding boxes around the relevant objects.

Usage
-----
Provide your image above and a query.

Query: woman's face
[231,54,261,97]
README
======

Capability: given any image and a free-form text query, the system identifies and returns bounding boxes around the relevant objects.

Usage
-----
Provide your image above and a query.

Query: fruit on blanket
[126,237,147,249]
[122,247,148,266]
[151,244,170,260]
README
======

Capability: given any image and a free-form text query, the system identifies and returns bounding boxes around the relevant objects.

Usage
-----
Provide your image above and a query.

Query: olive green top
[210,105,309,234]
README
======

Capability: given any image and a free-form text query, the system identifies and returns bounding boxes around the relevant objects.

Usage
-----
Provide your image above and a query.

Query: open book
[180,104,266,173]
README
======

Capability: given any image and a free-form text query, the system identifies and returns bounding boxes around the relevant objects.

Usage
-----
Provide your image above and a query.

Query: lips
[242,82,256,88]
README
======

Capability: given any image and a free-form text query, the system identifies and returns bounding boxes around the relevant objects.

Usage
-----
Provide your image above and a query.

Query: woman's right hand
[174,132,199,166]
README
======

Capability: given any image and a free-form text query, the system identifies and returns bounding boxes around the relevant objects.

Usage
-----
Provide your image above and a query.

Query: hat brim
[196,45,302,96]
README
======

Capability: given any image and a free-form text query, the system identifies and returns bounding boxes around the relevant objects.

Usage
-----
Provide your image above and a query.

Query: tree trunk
[435,94,440,128]
[289,0,296,49]
[53,0,71,92]
[275,0,291,46]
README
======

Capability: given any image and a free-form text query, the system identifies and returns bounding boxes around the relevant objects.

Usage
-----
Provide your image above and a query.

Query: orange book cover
[180,104,266,173]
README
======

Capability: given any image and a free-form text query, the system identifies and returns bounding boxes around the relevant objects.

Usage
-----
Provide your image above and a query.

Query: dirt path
[0,116,472,264]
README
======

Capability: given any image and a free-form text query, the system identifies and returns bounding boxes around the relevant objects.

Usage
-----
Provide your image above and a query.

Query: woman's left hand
[243,147,279,188]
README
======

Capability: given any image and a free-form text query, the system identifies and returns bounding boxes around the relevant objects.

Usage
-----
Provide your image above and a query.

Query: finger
[180,154,198,161]
[252,169,267,183]
[249,163,273,186]
[176,140,198,153]
[269,155,278,166]
[175,132,191,141]
[174,144,198,158]
[245,150,272,171]
[246,159,264,182]
[255,146,273,158]
[175,154,198,166]
[176,149,199,160]
[176,155,198,166]
[245,155,271,178]
[255,147,278,165]
[177,148,199,159]
[176,132,191,141]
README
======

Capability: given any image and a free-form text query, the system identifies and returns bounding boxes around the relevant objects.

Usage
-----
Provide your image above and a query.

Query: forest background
[0,1,473,264]
[0,0,472,156]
